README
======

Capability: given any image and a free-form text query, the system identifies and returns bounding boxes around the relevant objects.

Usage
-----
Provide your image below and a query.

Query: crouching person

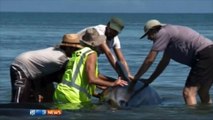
[10,34,82,103]
[54,28,128,110]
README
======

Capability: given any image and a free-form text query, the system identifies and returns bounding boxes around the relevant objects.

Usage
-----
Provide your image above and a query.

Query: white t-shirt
[78,24,121,49]
[12,47,68,79]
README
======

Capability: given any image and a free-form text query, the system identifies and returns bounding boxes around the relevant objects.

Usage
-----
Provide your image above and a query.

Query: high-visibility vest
[54,47,98,104]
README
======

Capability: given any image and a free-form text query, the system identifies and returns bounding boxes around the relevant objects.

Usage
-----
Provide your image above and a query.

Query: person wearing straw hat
[78,17,133,79]
[10,34,83,103]
[132,19,213,105]
[54,28,128,110]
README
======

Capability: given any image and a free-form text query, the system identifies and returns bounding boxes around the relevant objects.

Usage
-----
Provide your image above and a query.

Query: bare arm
[86,52,128,87]
[114,47,132,77]
[134,50,158,80]
[100,43,117,70]
[144,52,170,84]
[96,74,116,90]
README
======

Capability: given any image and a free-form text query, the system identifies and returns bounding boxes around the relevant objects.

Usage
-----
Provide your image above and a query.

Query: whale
[100,61,162,108]
[101,80,162,108]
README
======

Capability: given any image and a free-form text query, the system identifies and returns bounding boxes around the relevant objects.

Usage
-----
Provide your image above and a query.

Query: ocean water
[0,12,213,119]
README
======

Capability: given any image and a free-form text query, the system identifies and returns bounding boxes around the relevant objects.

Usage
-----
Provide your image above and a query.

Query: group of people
[10,17,213,108]
[10,17,129,106]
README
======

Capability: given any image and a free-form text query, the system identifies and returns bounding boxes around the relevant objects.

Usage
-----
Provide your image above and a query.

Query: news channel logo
[30,109,46,116]
[30,109,62,116]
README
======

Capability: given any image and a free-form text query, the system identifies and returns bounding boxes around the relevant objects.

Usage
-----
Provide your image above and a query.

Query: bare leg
[198,80,213,104]
[183,86,198,105]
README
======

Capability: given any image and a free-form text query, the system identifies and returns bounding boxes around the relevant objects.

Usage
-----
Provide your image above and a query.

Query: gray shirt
[12,47,68,79]
[152,24,213,66]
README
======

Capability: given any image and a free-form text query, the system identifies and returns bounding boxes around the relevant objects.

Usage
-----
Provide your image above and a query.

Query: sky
[0,0,213,13]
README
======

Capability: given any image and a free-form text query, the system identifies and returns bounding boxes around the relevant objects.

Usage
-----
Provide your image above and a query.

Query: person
[132,19,213,105]
[10,34,83,103]
[54,28,128,109]
[77,17,132,79]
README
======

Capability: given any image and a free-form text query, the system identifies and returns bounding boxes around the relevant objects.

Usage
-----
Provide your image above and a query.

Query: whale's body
[102,81,161,108]
[101,61,162,108]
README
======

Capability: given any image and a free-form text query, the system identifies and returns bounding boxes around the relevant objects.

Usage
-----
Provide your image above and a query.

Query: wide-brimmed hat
[140,19,165,39]
[108,17,124,33]
[60,34,83,48]
[80,28,106,48]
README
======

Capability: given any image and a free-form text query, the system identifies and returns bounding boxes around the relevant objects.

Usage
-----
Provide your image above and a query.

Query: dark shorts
[185,45,213,87]
[10,65,64,103]
[10,65,31,102]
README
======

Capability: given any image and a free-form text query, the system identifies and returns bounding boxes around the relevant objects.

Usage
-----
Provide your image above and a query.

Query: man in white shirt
[78,17,132,79]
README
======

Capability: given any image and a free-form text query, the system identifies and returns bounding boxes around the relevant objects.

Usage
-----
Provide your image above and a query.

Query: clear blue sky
[0,0,213,13]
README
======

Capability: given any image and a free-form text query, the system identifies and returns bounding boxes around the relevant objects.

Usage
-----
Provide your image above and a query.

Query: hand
[93,92,102,98]
[92,92,104,102]
[113,77,128,87]
[139,78,152,85]
[128,75,134,81]
[38,94,44,103]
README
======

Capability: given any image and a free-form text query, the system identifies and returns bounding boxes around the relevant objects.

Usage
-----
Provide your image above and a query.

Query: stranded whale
[100,62,162,108]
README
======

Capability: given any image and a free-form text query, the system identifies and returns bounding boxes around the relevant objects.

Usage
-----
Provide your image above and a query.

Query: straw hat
[80,28,106,47]
[108,17,124,33]
[140,19,165,39]
[60,34,83,48]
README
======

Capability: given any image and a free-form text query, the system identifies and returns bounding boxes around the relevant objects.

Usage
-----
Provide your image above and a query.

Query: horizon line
[1,11,213,14]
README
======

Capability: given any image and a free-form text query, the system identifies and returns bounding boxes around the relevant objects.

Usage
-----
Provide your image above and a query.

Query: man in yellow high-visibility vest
[54,28,128,110]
